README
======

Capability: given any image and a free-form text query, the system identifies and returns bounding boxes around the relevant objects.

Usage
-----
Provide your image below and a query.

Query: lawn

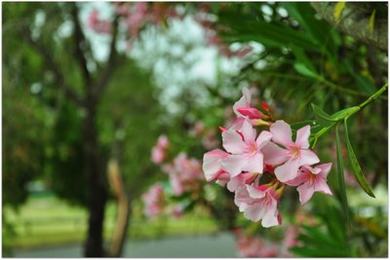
[3,193,218,250]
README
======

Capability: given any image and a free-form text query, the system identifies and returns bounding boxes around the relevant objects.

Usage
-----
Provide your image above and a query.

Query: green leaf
[368,9,376,34]
[311,103,337,125]
[294,63,319,79]
[343,119,375,197]
[335,124,351,236]
[334,1,346,22]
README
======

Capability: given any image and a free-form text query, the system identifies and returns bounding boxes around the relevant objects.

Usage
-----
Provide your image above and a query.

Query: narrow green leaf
[335,124,351,236]
[294,63,319,79]
[334,1,346,22]
[368,9,376,34]
[343,119,375,197]
[311,103,337,126]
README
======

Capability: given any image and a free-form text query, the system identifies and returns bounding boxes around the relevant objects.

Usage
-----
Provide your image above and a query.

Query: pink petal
[237,107,263,119]
[261,209,279,228]
[295,125,310,149]
[274,158,300,183]
[227,173,256,192]
[222,154,246,177]
[316,163,332,178]
[246,184,266,199]
[242,153,263,174]
[270,120,293,147]
[297,182,315,204]
[222,128,246,154]
[243,204,267,222]
[202,149,228,181]
[314,178,333,195]
[262,142,289,165]
[256,130,272,149]
[233,87,251,116]
[298,149,320,165]
[285,168,307,186]
[239,119,256,143]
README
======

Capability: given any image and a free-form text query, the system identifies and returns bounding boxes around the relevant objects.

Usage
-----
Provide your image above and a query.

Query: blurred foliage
[2,2,387,257]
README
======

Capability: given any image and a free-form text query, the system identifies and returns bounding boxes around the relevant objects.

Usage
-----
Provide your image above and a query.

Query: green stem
[357,83,388,110]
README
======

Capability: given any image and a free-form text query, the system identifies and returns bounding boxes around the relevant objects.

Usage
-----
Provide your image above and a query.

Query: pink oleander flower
[166,153,203,196]
[202,149,230,185]
[222,119,272,177]
[234,184,280,227]
[142,184,165,218]
[151,135,169,164]
[280,225,299,257]
[263,120,320,183]
[287,163,332,204]
[87,9,111,34]
[235,231,278,257]
[233,88,263,120]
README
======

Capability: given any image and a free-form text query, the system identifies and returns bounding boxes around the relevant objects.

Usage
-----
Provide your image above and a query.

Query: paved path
[14,233,237,258]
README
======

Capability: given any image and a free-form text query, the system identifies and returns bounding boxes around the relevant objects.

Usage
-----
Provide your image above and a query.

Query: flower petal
[202,149,228,181]
[274,158,300,183]
[242,153,263,174]
[246,184,266,199]
[222,154,247,177]
[270,120,293,147]
[261,209,279,228]
[298,149,320,165]
[222,128,246,154]
[295,125,310,149]
[314,178,333,195]
[262,142,289,165]
[243,204,267,222]
[316,162,333,178]
[233,87,251,116]
[239,119,256,143]
[256,130,272,149]
[297,182,315,204]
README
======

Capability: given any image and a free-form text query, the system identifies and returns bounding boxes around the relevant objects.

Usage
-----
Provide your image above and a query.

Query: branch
[94,15,120,99]
[71,3,92,85]
[23,29,84,107]
[311,2,387,51]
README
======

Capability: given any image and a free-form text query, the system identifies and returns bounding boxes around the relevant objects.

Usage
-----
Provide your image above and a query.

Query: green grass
[3,194,218,250]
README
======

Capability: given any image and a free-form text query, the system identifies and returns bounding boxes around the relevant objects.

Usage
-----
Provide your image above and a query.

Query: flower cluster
[202,88,332,227]
[234,226,298,257]
[162,152,203,196]
[151,135,170,164]
[142,184,166,218]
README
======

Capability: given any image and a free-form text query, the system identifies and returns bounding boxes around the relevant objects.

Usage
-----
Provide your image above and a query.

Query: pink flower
[142,184,165,218]
[202,149,230,184]
[235,231,278,257]
[222,119,272,177]
[166,153,203,196]
[151,135,169,164]
[226,172,257,192]
[263,120,319,183]
[233,88,263,120]
[234,184,280,227]
[280,225,299,257]
[87,9,111,34]
[287,163,332,204]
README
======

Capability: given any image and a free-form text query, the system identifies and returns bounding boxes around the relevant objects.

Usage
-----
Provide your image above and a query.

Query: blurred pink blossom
[87,9,111,34]
[142,184,165,218]
[151,135,169,164]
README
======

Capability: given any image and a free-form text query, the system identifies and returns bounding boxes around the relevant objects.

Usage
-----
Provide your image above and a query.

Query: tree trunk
[107,159,131,257]
[83,102,107,257]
